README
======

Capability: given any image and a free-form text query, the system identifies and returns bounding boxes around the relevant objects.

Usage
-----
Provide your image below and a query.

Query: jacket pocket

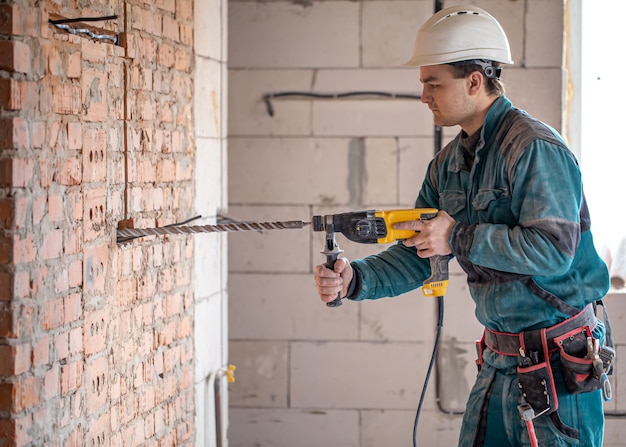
[439,190,466,218]
[472,188,514,223]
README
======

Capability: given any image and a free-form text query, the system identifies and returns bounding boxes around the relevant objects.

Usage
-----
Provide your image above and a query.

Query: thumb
[334,257,350,274]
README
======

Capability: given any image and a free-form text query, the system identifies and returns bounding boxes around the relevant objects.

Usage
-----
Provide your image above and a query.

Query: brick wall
[0,0,209,445]
[227,1,626,446]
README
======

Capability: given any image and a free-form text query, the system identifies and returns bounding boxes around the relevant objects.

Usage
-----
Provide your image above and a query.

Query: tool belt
[475,303,616,418]
[483,304,597,357]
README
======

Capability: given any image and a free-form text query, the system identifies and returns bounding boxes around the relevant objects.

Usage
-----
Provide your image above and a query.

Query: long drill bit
[117,220,311,243]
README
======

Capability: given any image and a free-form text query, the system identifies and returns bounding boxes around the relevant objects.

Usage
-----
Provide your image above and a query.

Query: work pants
[457,351,605,447]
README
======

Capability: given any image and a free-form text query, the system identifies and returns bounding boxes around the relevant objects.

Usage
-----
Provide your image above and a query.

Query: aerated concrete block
[228,273,359,341]
[228,2,360,68]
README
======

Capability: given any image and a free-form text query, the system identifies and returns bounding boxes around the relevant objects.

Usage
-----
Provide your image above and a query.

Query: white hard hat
[405,5,513,67]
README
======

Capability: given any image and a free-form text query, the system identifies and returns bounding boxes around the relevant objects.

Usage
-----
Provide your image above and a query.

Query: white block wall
[227,1,626,446]
[194,0,230,446]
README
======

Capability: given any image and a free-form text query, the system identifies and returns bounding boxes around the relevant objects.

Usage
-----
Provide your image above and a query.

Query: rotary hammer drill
[312,208,450,307]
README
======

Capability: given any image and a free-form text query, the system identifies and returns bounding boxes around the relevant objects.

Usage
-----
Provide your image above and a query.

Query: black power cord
[413,296,444,447]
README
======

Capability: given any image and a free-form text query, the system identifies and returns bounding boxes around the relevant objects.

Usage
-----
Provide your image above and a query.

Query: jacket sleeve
[348,241,432,301]
[450,140,583,276]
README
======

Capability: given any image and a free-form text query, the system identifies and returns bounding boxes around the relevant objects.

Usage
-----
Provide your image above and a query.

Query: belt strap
[483,304,597,357]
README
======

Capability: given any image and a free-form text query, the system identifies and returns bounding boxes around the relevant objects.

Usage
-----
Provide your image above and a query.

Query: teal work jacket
[348,96,609,334]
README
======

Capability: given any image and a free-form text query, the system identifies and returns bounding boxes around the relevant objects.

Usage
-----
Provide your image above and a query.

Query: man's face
[419,64,477,129]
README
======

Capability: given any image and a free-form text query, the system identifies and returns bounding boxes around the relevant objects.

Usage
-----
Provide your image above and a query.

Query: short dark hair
[447,59,505,97]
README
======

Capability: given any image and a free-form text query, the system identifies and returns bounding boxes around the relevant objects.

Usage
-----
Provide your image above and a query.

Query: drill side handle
[322,226,344,308]
[324,251,343,307]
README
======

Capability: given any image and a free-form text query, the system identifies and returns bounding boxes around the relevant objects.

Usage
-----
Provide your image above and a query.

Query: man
[314,5,612,447]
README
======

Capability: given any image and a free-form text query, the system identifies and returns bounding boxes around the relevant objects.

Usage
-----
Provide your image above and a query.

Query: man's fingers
[393,220,425,231]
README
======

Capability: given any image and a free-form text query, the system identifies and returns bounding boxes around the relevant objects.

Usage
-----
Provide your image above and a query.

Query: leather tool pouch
[517,329,558,416]
[554,326,603,394]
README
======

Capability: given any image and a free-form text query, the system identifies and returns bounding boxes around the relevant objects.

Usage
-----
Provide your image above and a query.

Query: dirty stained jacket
[347,95,609,335]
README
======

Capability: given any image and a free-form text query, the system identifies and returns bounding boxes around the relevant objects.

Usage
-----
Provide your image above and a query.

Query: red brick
[83,243,108,294]
[41,229,63,260]
[85,355,108,411]
[33,336,49,367]
[44,366,58,399]
[0,78,21,110]
[0,198,12,229]
[66,122,82,150]
[83,187,106,241]
[14,304,34,339]
[0,233,13,264]
[137,8,161,35]
[0,306,15,338]
[32,193,45,225]
[0,419,15,446]
[68,259,82,288]
[60,361,82,395]
[176,0,192,20]
[156,159,176,182]
[12,270,28,300]
[0,344,13,376]
[29,266,47,297]
[63,292,81,324]
[59,158,81,186]
[180,24,192,46]
[80,38,107,64]
[85,411,110,447]
[47,45,62,76]
[0,41,30,73]
[54,331,68,363]
[178,315,192,339]
[13,233,36,264]
[11,158,34,187]
[0,4,39,36]
[48,194,64,222]
[82,128,107,183]
[0,383,12,411]
[162,15,179,42]
[67,51,81,78]
[68,327,82,356]
[81,69,107,122]
[136,92,155,120]
[174,48,192,73]
[157,43,175,68]
[63,227,82,256]
[0,158,11,187]
[84,309,107,356]
[14,344,30,375]
[54,268,68,295]
[21,80,37,111]
[13,196,26,230]
[38,158,54,188]
[52,83,81,115]
[0,4,17,34]
[5,376,41,412]
[43,298,63,330]
[0,118,29,150]
[0,272,11,301]
[31,121,45,149]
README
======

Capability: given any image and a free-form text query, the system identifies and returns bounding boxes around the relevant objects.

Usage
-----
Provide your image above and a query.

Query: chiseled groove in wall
[347,138,366,207]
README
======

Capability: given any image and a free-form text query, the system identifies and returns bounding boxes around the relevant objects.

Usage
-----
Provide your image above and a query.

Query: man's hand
[394,211,455,258]
[314,257,353,304]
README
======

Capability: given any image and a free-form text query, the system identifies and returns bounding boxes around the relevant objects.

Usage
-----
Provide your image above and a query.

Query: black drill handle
[428,254,449,283]
[325,252,343,307]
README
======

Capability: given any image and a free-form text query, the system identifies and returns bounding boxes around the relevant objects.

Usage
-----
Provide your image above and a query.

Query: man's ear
[467,71,484,95]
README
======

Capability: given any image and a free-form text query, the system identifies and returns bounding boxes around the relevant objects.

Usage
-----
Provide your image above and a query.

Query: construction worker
[314,5,612,447]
